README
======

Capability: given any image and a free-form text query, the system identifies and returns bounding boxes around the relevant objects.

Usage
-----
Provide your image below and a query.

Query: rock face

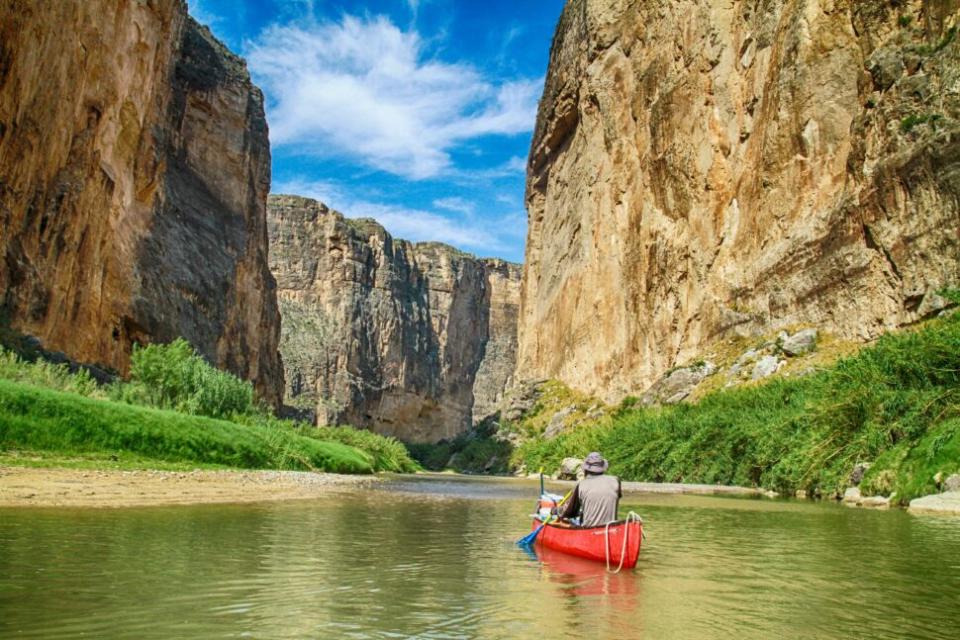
[267,195,521,443]
[0,1,283,405]
[518,0,960,401]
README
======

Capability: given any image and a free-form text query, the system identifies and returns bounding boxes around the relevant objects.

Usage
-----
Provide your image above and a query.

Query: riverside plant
[515,306,960,503]
[0,339,418,474]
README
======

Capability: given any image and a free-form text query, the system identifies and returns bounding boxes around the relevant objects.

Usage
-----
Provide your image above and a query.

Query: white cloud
[350,202,504,251]
[271,178,346,206]
[247,15,540,180]
[273,178,525,256]
[432,197,475,215]
[186,0,221,26]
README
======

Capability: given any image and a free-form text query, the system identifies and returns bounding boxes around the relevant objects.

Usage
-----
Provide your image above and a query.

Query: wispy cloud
[273,178,524,257]
[186,0,222,26]
[247,15,540,180]
[432,197,475,215]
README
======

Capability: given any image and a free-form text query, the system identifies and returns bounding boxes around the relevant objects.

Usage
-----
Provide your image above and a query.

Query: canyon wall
[0,0,282,404]
[268,195,521,443]
[519,0,960,401]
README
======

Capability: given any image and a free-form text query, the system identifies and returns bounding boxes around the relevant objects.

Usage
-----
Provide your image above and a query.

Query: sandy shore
[0,466,378,508]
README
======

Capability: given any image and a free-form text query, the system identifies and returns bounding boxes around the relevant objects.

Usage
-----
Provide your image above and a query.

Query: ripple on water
[1,481,960,639]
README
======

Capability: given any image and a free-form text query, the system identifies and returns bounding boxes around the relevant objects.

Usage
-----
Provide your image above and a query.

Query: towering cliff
[268,195,521,443]
[0,1,283,404]
[519,0,960,401]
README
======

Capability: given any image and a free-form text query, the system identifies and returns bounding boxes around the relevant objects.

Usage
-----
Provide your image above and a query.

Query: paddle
[517,488,573,546]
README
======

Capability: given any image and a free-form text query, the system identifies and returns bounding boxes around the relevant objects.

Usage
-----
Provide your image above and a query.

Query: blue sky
[187,0,567,262]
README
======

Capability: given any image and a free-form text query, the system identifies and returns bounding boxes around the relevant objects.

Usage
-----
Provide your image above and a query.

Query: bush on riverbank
[406,431,512,474]
[116,339,255,419]
[0,379,372,473]
[296,425,418,473]
[515,312,960,502]
[0,339,418,474]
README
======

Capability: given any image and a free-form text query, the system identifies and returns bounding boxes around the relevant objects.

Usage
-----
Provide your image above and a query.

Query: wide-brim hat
[583,452,609,474]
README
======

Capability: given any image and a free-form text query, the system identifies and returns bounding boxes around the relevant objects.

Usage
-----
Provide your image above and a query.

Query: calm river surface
[2,474,959,639]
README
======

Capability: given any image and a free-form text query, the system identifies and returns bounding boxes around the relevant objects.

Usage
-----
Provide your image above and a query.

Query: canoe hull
[532,519,642,569]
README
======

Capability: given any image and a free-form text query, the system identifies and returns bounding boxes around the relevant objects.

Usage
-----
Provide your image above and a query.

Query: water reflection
[1,477,959,639]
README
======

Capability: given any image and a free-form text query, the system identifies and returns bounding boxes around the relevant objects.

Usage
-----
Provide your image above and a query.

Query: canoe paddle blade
[517,521,547,546]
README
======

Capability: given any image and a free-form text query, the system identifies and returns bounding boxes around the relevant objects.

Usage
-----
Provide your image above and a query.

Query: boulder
[849,462,873,486]
[944,474,960,493]
[501,381,546,422]
[643,361,717,404]
[917,289,949,318]
[543,406,577,440]
[860,495,892,509]
[557,457,583,480]
[842,487,862,504]
[909,491,960,516]
[781,329,818,357]
[751,356,781,380]
[867,46,905,91]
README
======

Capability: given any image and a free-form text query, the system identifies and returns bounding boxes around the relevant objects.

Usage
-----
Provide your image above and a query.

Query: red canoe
[531,517,643,569]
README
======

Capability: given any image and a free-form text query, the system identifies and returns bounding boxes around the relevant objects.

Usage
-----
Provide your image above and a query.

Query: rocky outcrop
[909,491,960,515]
[0,1,282,405]
[518,0,960,401]
[267,195,521,443]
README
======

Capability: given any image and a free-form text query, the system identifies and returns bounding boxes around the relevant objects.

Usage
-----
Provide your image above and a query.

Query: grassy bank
[414,309,960,503]
[0,380,376,472]
[515,312,960,502]
[0,338,418,474]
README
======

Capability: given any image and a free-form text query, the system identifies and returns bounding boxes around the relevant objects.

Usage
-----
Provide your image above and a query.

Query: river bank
[0,466,765,509]
[0,466,378,508]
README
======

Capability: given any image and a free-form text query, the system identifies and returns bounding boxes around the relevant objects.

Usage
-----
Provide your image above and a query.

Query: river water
[1,474,959,639]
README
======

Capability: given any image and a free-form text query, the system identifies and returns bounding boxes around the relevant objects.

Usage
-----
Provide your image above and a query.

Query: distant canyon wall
[518,0,960,401]
[268,195,521,443]
[0,0,283,404]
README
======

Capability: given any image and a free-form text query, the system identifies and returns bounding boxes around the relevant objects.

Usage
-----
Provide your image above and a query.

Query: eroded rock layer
[268,195,521,443]
[519,0,960,401]
[0,0,282,404]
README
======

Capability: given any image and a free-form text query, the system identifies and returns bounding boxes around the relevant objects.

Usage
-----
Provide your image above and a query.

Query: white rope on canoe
[604,511,643,574]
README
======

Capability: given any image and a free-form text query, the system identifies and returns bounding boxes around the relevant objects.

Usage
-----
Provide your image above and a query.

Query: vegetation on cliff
[0,339,417,474]
[424,305,960,503]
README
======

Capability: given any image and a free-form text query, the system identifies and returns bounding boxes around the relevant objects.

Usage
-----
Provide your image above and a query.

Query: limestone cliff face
[519,0,960,401]
[268,195,521,443]
[0,1,282,404]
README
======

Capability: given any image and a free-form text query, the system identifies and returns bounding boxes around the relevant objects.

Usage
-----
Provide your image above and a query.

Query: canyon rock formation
[519,0,960,401]
[268,195,521,443]
[0,0,283,404]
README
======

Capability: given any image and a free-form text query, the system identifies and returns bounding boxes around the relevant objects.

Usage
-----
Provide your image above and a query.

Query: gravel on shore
[0,466,378,508]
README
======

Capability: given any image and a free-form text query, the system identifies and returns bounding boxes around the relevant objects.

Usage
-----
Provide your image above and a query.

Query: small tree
[129,339,254,419]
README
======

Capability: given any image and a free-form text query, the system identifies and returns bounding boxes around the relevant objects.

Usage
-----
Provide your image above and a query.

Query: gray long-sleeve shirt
[558,473,622,527]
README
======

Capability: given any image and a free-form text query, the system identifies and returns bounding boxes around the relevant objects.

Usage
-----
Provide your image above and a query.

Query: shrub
[127,339,255,419]
[301,426,419,473]
[0,349,101,397]
[513,313,960,502]
[0,379,372,473]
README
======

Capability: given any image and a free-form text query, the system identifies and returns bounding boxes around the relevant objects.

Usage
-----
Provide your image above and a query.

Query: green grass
[0,449,233,471]
[0,379,374,473]
[0,335,419,474]
[407,433,512,474]
[901,113,943,134]
[512,311,960,503]
[297,426,419,473]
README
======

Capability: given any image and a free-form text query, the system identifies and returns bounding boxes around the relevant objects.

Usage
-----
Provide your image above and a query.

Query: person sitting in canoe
[555,452,622,527]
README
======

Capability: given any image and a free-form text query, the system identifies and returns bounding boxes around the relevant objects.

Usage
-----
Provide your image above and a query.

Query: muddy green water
[1,474,959,639]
